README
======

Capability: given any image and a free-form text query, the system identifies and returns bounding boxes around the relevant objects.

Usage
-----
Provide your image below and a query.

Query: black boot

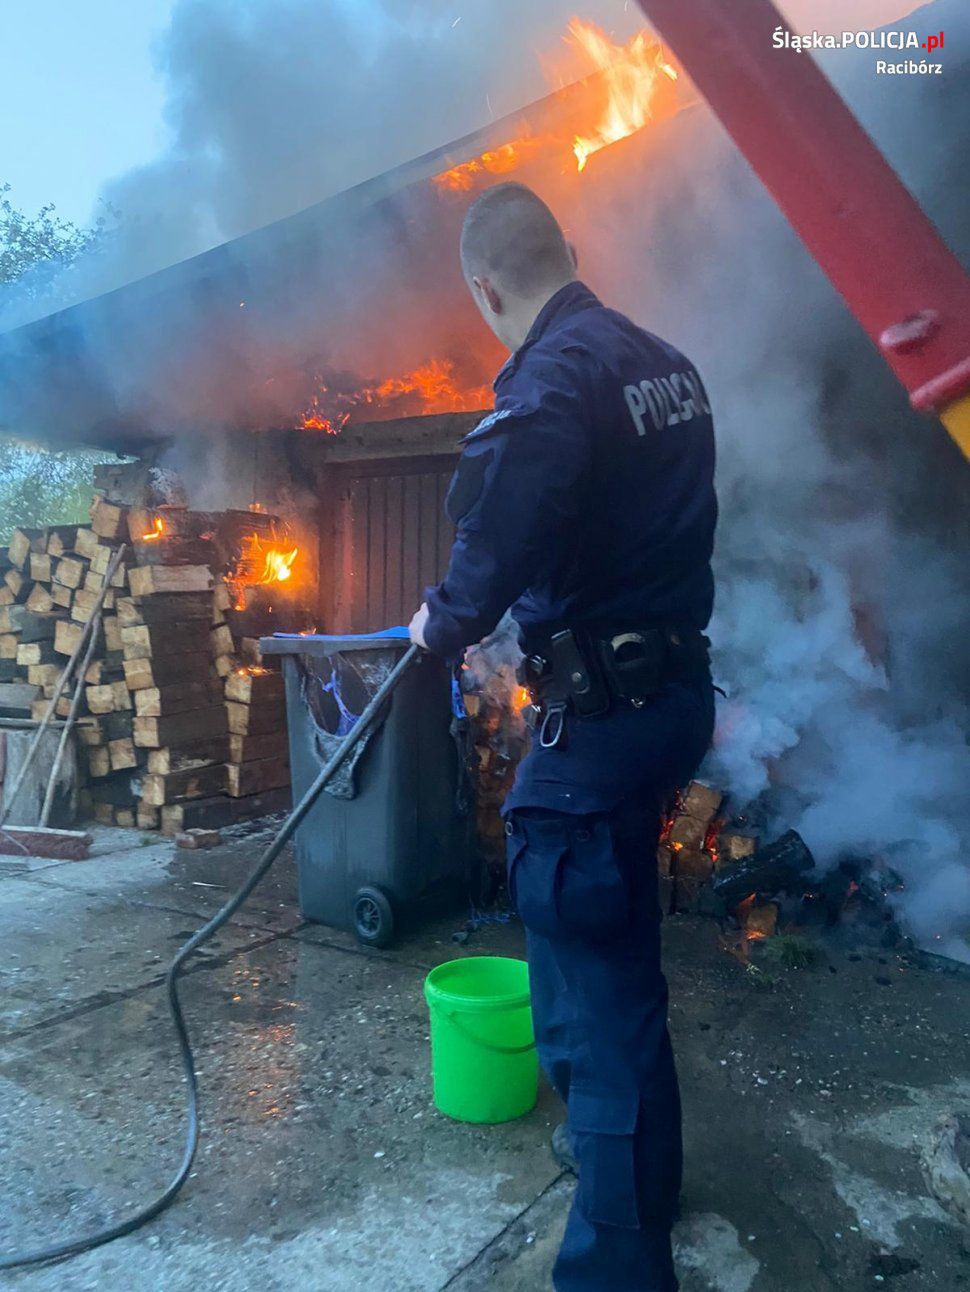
[551,1122,578,1174]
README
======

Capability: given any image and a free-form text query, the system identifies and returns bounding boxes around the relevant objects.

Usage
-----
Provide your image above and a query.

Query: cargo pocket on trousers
[506,822,567,940]
[506,815,629,942]
[556,817,629,941]
[569,1086,641,1229]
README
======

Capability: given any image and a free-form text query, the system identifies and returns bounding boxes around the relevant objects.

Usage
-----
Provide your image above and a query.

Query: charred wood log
[130,537,219,568]
[128,507,219,543]
[117,592,214,625]
[711,829,815,907]
[146,737,231,775]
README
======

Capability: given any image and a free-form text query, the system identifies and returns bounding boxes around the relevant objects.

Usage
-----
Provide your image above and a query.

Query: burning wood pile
[659,782,799,941]
[0,479,299,835]
[659,781,902,950]
[457,674,530,877]
[659,782,752,915]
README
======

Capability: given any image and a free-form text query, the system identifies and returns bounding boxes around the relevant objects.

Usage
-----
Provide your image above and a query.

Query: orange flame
[430,20,679,199]
[370,359,492,413]
[567,19,678,172]
[514,686,532,711]
[298,359,492,431]
[296,18,683,434]
[297,403,350,435]
[262,544,297,585]
[228,532,300,609]
[434,137,545,193]
[704,815,725,868]
[142,517,165,542]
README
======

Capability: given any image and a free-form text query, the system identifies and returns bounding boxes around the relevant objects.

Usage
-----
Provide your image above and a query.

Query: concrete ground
[0,824,968,1291]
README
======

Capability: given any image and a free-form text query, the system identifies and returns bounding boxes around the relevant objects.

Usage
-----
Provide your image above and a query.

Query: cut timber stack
[125,580,228,833]
[223,664,290,812]
[1,527,72,720]
[4,490,294,835]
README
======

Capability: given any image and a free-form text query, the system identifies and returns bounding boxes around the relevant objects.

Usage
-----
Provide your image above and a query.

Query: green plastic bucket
[424,956,538,1124]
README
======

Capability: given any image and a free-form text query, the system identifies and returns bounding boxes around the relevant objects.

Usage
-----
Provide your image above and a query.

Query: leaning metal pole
[636,0,970,459]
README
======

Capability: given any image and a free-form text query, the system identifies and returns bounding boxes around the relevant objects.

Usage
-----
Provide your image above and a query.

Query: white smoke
[563,0,970,958]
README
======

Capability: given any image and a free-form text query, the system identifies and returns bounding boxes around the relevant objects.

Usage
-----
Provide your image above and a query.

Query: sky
[0,0,925,231]
[0,0,176,224]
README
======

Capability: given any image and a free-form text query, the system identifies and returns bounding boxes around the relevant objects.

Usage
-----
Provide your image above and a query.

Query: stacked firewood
[0,494,292,835]
[224,664,290,808]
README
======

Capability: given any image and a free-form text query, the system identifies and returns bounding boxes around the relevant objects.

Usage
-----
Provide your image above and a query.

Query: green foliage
[0,442,117,541]
[0,187,122,538]
[762,934,819,971]
[0,183,112,295]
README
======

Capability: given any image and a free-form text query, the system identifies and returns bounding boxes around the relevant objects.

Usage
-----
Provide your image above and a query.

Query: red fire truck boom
[637,0,970,458]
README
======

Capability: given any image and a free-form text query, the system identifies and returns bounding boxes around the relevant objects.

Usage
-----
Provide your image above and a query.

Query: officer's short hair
[460,183,574,296]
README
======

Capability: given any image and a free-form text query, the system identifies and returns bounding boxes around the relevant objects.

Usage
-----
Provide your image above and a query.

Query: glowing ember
[297,402,350,435]
[734,893,779,942]
[567,18,678,172]
[142,517,165,542]
[434,137,545,192]
[704,816,725,868]
[659,791,684,845]
[297,359,492,432]
[514,685,532,711]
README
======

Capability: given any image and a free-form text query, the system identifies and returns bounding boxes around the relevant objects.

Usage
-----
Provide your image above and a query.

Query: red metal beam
[636,0,970,454]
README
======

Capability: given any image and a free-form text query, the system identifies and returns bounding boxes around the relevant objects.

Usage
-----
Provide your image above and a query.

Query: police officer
[409,182,716,1292]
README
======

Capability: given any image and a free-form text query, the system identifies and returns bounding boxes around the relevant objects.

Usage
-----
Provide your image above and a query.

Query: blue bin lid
[260,627,411,656]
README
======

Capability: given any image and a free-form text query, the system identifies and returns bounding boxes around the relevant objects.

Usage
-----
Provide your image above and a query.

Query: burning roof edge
[0,73,603,454]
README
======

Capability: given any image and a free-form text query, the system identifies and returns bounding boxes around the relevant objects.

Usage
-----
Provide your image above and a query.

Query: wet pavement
[1,825,968,1290]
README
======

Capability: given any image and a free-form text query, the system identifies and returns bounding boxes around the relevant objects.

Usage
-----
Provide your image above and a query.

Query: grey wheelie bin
[260,631,472,947]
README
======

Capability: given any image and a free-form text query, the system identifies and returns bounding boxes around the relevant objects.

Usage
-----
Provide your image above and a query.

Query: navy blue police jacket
[424,281,717,665]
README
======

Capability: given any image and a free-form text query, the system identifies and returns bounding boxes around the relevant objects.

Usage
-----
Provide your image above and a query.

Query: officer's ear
[566,241,579,272]
[473,275,503,316]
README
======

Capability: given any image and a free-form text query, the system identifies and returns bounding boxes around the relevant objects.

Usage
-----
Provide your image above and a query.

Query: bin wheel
[353,887,395,948]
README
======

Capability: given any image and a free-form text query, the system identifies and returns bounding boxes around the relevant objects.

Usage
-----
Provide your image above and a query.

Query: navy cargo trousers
[504,679,714,1291]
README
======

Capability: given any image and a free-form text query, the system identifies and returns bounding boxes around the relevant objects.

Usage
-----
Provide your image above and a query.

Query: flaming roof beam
[0,71,633,455]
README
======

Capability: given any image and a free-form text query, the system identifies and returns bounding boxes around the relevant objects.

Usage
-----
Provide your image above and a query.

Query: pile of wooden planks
[657,781,760,915]
[224,665,290,804]
[1,494,292,834]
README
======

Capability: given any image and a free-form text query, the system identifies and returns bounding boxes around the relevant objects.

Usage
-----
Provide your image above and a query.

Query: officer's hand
[408,603,430,650]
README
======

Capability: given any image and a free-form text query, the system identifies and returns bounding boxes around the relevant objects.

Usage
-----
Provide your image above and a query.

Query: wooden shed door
[322,455,457,634]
